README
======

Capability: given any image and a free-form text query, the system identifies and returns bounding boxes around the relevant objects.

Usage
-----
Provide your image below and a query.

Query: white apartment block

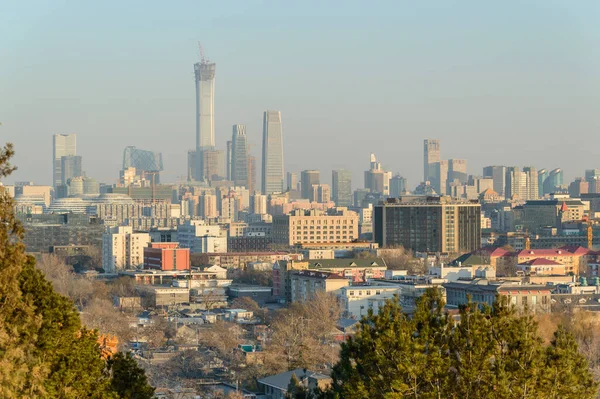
[338,286,400,319]
[177,220,228,253]
[102,226,151,273]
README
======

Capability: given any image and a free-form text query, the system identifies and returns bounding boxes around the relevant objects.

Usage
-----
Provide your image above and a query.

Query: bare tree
[79,297,132,343]
[378,246,425,274]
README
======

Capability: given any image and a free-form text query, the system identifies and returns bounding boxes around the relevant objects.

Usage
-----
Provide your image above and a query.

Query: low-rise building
[444,279,551,313]
[304,258,387,283]
[137,286,190,308]
[289,270,349,302]
[517,258,566,276]
[257,369,331,399]
[143,242,190,271]
[338,285,399,319]
[228,285,273,305]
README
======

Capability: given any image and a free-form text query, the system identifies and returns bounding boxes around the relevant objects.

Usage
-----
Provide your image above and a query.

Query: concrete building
[431,160,448,195]
[272,208,359,246]
[483,165,507,197]
[301,170,320,200]
[231,124,249,188]
[311,184,331,204]
[332,169,352,207]
[423,139,441,184]
[287,172,298,192]
[262,110,284,195]
[390,174,407,198]
[516,258,566,276]
[102,226,151,273]
[448,159,467,185]
[506,166,538,201]
[143,242,190,271]
[338,286,400,319]
[289,270,349,302]
[364,153,391,195]
[177,220,227,253]
[248,155,257,193]
[374,196,481,253]
[53,134,77,188]
[569,178,589,197]
[444,280,551,313]
[60,155,82,186]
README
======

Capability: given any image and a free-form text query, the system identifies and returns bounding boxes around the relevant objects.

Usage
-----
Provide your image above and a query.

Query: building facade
[261,110,284,195]
[374,196,481,253]
[301,170,320,200]
[272,208,359,246]
[53,134,77,188]
[231,124,249,188]
[194,59,216,180]
[102,225,151,273]
[143,242,190,271]
[332,169,352,207]
[423,139,441,184]
[289,270,349,302]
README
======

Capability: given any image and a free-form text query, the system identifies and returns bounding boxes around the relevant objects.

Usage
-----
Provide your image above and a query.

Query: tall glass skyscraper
[231,124,249,188]
[194,59,216,180]
[261,110,284,195]
[332,169,352,207]
[52,134,76,188]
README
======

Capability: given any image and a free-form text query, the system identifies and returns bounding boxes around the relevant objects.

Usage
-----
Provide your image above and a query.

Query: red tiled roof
[519,258,564,266]
[517,249,574,257]
[559,245,591,255]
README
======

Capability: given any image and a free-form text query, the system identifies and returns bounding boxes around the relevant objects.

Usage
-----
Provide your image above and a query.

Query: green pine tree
[108,352,155,399]
[542,325,598,399]
[286,373,311,399]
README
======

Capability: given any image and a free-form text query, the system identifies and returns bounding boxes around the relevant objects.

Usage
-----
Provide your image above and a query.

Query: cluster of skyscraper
[188,55,284,196]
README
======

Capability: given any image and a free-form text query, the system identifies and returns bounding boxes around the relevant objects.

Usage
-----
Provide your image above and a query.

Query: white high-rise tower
[261,110,284,195]
[194,57,216,180]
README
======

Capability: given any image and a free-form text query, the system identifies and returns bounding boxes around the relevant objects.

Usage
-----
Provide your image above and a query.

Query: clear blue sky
[1,1,599,188]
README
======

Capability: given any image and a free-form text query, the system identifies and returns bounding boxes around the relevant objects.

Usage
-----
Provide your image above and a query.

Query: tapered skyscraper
[194,58,216,180]
[231,125,249,188]
[52,134,76,188]
[261,110,284,195]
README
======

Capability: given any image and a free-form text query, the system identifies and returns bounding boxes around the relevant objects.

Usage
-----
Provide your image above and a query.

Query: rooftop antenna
[198,41,205,64]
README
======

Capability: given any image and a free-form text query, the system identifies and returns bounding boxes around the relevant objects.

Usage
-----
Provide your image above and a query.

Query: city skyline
[2,1,600,187]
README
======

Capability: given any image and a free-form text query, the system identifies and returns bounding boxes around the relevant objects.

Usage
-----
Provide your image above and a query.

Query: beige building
[289,270,349,302]
[311,184,331,203]
[272,208,359,246]
[102,226,151,273]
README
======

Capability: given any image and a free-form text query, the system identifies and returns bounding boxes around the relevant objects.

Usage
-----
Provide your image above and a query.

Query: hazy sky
[1,1,600,189]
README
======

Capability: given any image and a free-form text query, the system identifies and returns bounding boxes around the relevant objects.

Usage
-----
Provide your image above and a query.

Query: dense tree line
[320,288,597,399]
[0,144,153,398]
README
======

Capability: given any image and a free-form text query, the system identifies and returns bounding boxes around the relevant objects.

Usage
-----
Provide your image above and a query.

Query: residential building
[231,124,249,188]
[272,208,359,246]
[177,220,227,253]
[338,286,400,319]
[373,196,481,253]
[301,170,320,200]
[143,242,190,271]
[517,258,566,276]
[53,134,77,188]
[332,169,352,206]
[371,277,446,313]
[261,110,284,194]
[506,166,538,200]
[303,258,387,283]
[423,139,441,183]
[289,270,349,302]
[198,252,303,270]
[257,369,331,399]
[102,226,151,273]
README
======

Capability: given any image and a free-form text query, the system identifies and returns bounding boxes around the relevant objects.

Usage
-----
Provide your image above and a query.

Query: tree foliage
[0,143,152,398]
[324,289,598,399]
[108,352,155,399]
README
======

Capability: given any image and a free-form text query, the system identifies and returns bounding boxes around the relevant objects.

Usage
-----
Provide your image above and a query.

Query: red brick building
[143,242,190,271]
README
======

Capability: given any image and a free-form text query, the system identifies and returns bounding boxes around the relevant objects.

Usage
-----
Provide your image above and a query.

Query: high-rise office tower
[231,125,249,188]
[432,160,448,195]
[364,154,392,195]
[332,169,352,207]
[248,155,256,193]
[226,140,232,181]
[261,110,284,195]
[194,57,216,180]
[537,169,549,197]
[301,170,320,199]
[52,134,77,188]
[60,155,82,184]
[506,167,538,201]
[389,174,407,198]
[483,166,506,197]
[448,159,468,185]
[287,172,298,192]
[187,150,197,181]
[543,168,563,195]
[423,139,441,182]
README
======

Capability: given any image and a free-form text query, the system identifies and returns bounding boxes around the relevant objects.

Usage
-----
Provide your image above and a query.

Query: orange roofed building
[143,242,190,271]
